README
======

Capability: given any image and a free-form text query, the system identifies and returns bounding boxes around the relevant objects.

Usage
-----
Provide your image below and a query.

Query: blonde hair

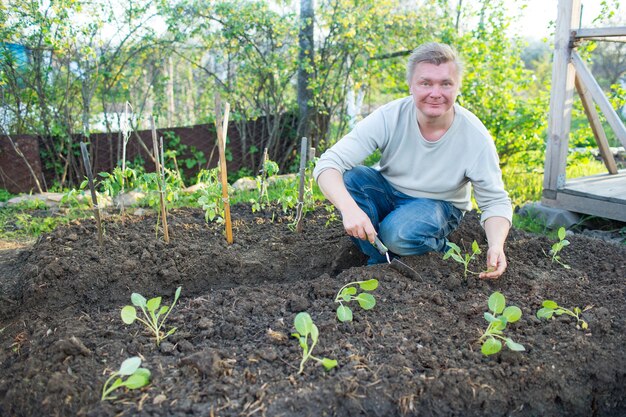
[406,42,463,86]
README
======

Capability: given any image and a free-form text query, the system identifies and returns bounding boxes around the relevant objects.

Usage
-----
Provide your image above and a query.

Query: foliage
[291,312,338,374]
[537,300,590,330]
[251,158,280,212]
[195,169,226,223]
[334,279,378,322]
[0,189,14,202]
[443,240,481,278]
[479,292,525,356]
[101,356,151,401]
[121,287,182,346]
[548,227,570,269]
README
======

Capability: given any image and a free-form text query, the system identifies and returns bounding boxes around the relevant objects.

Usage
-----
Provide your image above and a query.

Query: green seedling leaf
[158,306,169,316]
[310,323,319,343]
[174,286,182,301]
[166,327,177,336]
[121,306,137,324]
[118,356,142,376]
[542,300,559,309]
[484,312,498,323]
[488,292,506,314]
[321,358,338,371]
[503,306,522,323]
[359,279,379,291]
[557,226,566,240]
[481,338,502,355]
[471,240,481,254]
[294,312,314,336]
[451,253,464,264]
[131,293,147,307]
[493,316,508,331]
[446,242,461,252]
[123,368,151,389]
[341,287,357,296]
[537,308,555,319]
[356,293,376,310]
[505,339,525,351]
[337,305,353,322]
[146,297,161,312]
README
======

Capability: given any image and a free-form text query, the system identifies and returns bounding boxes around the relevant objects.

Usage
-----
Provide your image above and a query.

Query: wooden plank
[574,75,619,174]
[543,0,581,197]
[543,191,626,222]
[572,51,626,148]
[573,26,626,39]
[565,173,626,202]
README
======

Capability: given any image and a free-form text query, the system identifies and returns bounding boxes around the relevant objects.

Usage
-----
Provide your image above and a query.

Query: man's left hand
[479,246,507,279]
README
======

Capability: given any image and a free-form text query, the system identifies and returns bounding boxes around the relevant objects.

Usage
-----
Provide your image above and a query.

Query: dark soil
[0,204,625,417]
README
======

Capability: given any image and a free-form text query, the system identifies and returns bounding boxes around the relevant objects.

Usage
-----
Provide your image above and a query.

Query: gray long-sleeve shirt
[313,96,512,225]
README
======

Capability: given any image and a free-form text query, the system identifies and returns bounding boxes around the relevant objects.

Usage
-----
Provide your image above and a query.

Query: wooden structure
[543,0,626,222]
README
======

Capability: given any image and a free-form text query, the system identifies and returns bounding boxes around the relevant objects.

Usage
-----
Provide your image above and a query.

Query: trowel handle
[372,236,388,255]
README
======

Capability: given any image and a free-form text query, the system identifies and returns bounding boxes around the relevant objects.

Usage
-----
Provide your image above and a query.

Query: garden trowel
[372,236,422,281]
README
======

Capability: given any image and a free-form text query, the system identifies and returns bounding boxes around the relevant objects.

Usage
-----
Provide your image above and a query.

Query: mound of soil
[0,204,625,417]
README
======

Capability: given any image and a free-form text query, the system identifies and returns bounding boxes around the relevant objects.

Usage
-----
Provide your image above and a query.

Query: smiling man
[313,42,512,279]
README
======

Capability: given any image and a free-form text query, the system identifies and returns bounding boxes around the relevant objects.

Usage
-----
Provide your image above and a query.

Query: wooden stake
[259,147,269,203]
[215,95,233,244]
[150,116,170,243]
[79,141,103,246]
[295,137,308,233]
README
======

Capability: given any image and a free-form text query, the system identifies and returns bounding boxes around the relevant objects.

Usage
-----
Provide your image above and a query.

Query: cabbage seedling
[121,286,182,346]
[479,291,525,356]
[549,227,570,269]
[443,240,481,277]
[101,356,151,401]
[291,312,338,374]
[334,279,378,322]
[536,300,589,330]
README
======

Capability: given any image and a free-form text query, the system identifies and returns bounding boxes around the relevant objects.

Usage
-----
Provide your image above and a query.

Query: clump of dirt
[0,204,625,417]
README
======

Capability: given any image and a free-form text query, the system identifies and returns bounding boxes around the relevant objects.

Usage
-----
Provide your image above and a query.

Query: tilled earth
[0,204,625,417]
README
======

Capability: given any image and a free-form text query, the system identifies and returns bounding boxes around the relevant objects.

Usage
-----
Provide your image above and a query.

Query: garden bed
[0,204,625,417]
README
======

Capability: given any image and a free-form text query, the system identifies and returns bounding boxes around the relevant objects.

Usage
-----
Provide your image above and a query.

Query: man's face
[409,61,460,120]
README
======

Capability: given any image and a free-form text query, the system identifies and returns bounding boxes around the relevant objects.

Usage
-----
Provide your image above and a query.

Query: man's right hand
[341,205,377,243]
[317,169,377,244]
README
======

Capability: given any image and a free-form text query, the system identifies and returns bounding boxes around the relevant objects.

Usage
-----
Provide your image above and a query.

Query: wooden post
[574,75,618,174]
[295,137,308,233]
[79,141,103,246]
[215,95,233,244]
[150,116,170,243]
[542,0,581,199]
[571,51,626,149]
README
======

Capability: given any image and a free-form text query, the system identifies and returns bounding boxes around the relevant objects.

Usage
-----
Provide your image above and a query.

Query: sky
[507,0,622,40]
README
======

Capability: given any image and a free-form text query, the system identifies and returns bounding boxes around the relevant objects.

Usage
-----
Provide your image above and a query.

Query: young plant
[536,300,589,330]
[443,240,481,277]
[549,227,570,269]
[334,279,378,322]
[291,312,338,374]
[479,291,525,356]
[101,356,151,401]
[121,286,182,346]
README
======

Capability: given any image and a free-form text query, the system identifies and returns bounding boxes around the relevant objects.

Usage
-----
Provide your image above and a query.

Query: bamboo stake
[150,116,170,243]
[79,141,103,246]
[215,95,233,244]
[295,137,308,233]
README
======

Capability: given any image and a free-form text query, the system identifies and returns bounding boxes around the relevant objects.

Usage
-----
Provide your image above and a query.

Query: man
[313,42,512,279]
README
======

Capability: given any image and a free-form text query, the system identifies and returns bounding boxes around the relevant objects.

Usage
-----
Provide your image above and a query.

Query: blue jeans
[343,166,464,265]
